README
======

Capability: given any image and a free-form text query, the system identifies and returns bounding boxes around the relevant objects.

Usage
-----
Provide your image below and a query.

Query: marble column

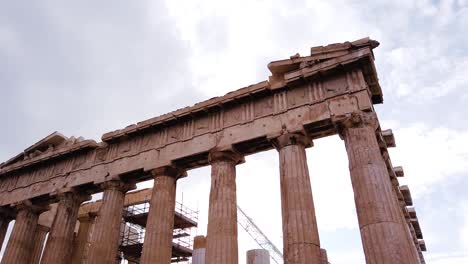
[205,150,243,264]
[31,225,49,264]
[273,133,322,264]
[339,112,419,264]
[41,192,89,264]
[71,214,97,264]
[0,209,13,251]
[140,166,186,264]
[86,180,134,264]
[1,202,46,264]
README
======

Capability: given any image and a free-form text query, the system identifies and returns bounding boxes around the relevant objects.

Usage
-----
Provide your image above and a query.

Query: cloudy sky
[1,0,468,263]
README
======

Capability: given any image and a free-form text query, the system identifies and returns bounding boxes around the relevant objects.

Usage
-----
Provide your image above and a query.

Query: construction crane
[237,205,284,264]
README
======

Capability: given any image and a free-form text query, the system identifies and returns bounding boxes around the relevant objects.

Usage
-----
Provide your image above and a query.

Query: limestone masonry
[0,38,425,264]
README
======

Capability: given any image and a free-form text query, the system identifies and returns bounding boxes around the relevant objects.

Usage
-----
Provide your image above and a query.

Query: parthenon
[0,38,425,263]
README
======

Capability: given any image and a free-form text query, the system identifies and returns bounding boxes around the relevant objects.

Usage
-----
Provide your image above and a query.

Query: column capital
[55,190,91,204]
[271,132,313,149]
[333,111,380,133]
[100,180,136,193]
[13,200,49,215]
[151,166,187,180]
[208,149,244,164]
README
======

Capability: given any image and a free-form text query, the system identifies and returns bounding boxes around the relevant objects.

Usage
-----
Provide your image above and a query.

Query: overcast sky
[1,1,468,263]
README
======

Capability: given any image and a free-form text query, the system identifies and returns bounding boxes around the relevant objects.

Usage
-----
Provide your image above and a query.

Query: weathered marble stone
[86,181,134,264]
[41,192,89,264]
[140,166,186,264]
[340,112,420,264]
[273,133,321,264]
[205,150,243,264]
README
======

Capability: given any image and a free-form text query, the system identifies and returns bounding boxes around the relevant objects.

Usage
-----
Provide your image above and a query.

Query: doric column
[205,150,243,264]
[1,201,47,264]
[140,166,186,264]
[86,180,134,264]
[272,133,322,264]
[0,208,14,250]
[337,112,419,264]
[71,213,97,264]
[41,192,89,264]
[31,225,50,264]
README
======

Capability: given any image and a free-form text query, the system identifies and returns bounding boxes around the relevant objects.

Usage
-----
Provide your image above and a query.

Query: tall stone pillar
[205,150,243,264]
[0,209,13,250]
[1,202,46,264]
[71,213,97,264]
[338,112,419,264]
[273,133,322,264]
[41,192,89,264]
[31,225,49,264]
[140,166,186,264]
[86,180,134,264]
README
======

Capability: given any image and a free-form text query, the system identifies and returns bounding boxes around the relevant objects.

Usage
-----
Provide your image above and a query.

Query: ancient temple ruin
[0,38,425,264]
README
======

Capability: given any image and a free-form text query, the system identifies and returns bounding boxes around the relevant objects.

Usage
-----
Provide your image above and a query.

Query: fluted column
[273,133,322,264]
[338,112,419,264]
[86,180,134,264]
[205,150,243,264]
[31,225,50,264]
[71,213,97,264]
[41,192,89,264]
[140,166,186,264]
[1,202,46,264]
[0,208,13,250]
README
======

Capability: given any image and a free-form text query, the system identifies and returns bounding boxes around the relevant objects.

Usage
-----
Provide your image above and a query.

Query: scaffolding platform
[123,211,197,229]
[120,242,192,262]
[119,199,198,263]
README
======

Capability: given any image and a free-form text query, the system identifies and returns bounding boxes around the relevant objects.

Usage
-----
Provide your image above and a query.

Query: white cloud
[388,124,468,196]
[461,202,468,250]
[426,252,468,264]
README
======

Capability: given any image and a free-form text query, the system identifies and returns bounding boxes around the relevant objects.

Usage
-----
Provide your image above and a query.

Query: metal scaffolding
[119,200,199,263]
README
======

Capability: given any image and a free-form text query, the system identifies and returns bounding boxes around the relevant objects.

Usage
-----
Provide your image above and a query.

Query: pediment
[1,132,92,169]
